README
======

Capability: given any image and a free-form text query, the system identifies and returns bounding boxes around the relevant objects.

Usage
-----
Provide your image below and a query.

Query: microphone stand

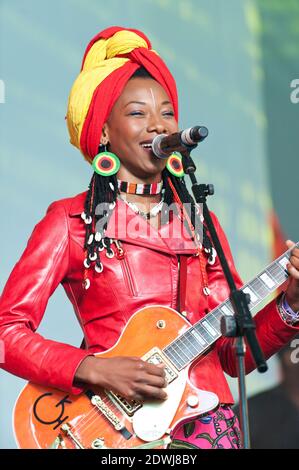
[180,144,268,449]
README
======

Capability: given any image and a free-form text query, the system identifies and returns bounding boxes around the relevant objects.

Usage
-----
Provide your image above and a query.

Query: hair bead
[89,252,97,261]
[87,234,94,245]
[95,262,104,273]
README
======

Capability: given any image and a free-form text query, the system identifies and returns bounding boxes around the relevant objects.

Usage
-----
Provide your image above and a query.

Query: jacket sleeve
[0,201,92,394]
[210,213,299,377]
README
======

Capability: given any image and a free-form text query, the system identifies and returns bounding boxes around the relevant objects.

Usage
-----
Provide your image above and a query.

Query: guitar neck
[163,242,299,371]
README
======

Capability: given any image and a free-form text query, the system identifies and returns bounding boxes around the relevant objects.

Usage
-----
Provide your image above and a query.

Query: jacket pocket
[114,240,138,297]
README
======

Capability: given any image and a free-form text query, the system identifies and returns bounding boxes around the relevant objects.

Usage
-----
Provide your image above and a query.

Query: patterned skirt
[169,405,242,449]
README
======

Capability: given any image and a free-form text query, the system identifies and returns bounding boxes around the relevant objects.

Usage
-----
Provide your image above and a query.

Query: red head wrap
[66,26,178,164]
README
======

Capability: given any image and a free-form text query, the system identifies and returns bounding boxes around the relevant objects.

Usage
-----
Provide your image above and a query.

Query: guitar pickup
[142,347,178,385]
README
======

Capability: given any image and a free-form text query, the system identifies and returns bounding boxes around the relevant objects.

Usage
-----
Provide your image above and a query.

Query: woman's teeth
[141,143,152,148]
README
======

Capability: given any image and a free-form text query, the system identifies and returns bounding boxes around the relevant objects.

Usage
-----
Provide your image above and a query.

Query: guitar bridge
[106,391,142,417]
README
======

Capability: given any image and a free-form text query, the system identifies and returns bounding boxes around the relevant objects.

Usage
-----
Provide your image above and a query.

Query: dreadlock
[162,170,213,251]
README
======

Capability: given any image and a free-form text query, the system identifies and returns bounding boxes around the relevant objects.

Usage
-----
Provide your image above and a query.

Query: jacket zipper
[113,240,137,297]
[177,255,180,311]
[177,255,188,317]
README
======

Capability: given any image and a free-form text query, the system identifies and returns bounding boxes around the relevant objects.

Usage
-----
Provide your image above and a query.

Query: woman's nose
[147,115,168,135]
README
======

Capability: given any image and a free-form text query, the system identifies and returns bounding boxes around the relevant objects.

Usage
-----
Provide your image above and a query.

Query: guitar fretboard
[163,243,299,370]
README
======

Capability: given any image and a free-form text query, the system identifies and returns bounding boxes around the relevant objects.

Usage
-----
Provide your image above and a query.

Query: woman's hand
[285,240,299,312]
[75,355,167,402]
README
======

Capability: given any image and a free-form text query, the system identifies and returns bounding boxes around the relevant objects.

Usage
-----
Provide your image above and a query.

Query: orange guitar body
[13,306,219,449]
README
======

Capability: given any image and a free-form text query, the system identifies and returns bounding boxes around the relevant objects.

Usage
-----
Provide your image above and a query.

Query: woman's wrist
[284,293,299,316]
[278,292,299,325]
[74,355,97,385]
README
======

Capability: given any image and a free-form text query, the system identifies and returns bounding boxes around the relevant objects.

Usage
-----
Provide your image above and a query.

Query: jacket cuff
[272,294,299,333]
[68,350,95,395]
[255,295,299,352]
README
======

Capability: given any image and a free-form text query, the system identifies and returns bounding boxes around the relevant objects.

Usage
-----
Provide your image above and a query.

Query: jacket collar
[68,190,198,255]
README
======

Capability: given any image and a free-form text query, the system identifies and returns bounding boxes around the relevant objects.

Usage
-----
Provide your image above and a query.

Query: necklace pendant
[118,192,165,220]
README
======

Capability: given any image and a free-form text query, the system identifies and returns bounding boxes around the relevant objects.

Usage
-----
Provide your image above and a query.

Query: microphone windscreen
[151,134,169,159]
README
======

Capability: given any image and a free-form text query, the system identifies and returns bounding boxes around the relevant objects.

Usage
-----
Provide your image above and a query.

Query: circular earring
[166,152,184,177]
[92,147,120,176]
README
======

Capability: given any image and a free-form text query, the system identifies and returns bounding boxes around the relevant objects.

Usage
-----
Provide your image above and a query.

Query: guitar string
[72,338,200,438]
[71,387,141,438]
[71,335,206,437]
[62,246,296,443]
[61,392,120,441]
[70,338,199,437]
[72,396,136,446]
[71,393,120,433]
[63,314,271,442]
[74,414,123,448]
[73,268,280,438]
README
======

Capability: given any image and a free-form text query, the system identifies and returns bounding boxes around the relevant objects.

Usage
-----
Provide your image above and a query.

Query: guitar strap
[178,254,188,314]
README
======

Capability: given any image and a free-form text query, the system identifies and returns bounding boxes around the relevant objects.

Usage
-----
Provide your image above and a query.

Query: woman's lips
[140,143,155,155]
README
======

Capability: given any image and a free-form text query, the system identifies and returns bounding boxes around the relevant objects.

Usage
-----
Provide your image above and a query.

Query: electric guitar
[13,244,298,449]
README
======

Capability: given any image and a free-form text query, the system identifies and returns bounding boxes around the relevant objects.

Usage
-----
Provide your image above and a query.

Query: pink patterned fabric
[169,405,242,449]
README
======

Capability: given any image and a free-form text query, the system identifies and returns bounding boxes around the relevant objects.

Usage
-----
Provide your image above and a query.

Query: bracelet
[277,293,299,326]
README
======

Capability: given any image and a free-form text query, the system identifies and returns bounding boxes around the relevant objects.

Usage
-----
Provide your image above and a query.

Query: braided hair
[81,68,213,288]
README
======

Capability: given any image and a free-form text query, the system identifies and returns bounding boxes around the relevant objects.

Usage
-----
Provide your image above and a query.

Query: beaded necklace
[118,190,165,220]
[117,179,163,195]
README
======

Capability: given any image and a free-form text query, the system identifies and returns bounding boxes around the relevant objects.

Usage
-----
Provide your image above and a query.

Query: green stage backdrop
[0,0,298,448]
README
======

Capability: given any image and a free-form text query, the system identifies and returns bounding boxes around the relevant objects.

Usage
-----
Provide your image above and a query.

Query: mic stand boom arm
[180,146,268,449]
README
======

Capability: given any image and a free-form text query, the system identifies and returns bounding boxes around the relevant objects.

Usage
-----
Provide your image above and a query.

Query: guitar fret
[206,311,222,330]
[211,310,224,328]
[220,302,234,316]
[278,256,290,275]
[250,277,268,298]
[194,322,213,344]
[184,331,203,356]
[169,342,190,365]
[201,319,218,337]
[243,285,259,304]
[175,338,195,362]
[267,262,288,283]
[190,328,207,346]
[263,267,278,285]
[164,346,185,369]
[259,272,276,290]
[165,338,195,368]
[253,275,273,297]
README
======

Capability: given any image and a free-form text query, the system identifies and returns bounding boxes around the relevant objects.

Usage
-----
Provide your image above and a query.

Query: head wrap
[66,26,178,164]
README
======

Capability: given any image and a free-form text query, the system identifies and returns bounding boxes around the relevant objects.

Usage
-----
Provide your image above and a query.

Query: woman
[1,26,299,450]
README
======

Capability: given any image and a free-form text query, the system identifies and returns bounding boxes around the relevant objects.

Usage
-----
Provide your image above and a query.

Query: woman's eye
[163,111,175,117]
[130,111,144,116]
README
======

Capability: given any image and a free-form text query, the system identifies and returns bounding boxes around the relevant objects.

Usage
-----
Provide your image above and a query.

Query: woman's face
[102,77,178,182]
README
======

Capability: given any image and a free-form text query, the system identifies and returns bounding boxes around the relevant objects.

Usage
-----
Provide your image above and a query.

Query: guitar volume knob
[187,395,199,408]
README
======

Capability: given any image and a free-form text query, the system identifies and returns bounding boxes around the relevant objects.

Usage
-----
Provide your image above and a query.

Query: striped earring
[166,152,184,177]
[92,143,120,177]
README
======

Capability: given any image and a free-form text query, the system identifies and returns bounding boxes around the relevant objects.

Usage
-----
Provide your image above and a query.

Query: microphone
[152,126,208,159]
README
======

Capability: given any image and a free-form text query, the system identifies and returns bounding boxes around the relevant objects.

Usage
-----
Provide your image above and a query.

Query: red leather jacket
[0,191,298,403]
